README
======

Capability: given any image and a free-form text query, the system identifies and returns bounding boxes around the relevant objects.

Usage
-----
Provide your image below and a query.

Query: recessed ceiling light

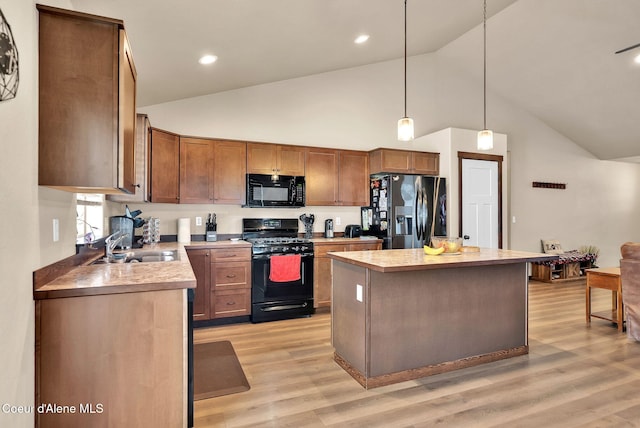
[634,53,640,64]
[198,55,218,65]
[354,34,370,44]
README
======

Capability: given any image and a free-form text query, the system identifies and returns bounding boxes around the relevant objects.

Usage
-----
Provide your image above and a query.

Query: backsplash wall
[105,201,361,238]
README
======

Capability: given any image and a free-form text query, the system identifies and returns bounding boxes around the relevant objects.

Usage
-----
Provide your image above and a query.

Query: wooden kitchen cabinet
[369,148,439,175]
[313,239,382,308]
[213,140,247,205]
[108,114,151,203]
[180,137,214,204]
[38,5,137,194]
[338,150,369,206]
[149,128,180,203]
[247,142,305,176]
[187,246,252,321]
[186,249,211,321]
[305,148,369,206]
[211,247,252,318]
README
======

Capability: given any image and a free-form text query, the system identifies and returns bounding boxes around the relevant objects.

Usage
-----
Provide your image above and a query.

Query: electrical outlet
[335,217,341,226]
[195,216,202,226]
[52,218,59,242]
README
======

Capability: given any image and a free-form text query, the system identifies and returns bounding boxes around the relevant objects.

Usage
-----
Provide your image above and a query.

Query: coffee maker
[324,219,334,238]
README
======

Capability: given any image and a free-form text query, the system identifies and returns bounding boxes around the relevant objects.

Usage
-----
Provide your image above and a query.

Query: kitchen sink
[91,250,180,265]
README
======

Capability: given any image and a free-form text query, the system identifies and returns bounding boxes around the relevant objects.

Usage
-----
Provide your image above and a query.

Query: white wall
[1,1,75,427]
[142,50,640,267]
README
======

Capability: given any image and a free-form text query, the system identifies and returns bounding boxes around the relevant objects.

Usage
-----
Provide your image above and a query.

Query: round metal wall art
[0,7,19,101]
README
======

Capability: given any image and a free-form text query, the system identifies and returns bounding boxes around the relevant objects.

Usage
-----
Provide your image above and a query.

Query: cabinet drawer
[212,289,251,318]
[314,244,347,257]
[212,262,249,289]
[210,247,251,262]
[348,242,381,251]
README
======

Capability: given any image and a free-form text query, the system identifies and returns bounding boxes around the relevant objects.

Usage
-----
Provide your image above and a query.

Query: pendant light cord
[403,0,408,118]
[483,0,487,130]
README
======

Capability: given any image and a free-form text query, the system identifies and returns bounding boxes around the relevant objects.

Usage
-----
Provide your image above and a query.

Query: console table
[586,267,623,331]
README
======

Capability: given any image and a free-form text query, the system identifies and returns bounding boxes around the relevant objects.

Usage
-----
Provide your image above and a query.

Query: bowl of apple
[430,237,463,253]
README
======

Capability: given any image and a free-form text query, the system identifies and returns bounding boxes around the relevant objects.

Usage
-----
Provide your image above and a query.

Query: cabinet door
[212,289,251,318]
[338,150,369,206]
[277,145,305,176]
[411,152,439,175]
[313,243,347,308]
[108,114,150,202]
[150,128,180,203]
[186,249,210,321]
[246,142,277,175]
[213,140,246,204]
[370,149,412,174]
[348,241,382,251]
[212,261,250,291]
[180,137,214,204]
[118,30,137,194]
[305,148,338,206]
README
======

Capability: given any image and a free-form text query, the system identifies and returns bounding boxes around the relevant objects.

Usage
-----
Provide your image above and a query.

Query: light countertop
[328,247,557,273]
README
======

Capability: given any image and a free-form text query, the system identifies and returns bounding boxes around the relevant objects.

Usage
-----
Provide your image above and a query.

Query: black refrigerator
[361,174,447,249]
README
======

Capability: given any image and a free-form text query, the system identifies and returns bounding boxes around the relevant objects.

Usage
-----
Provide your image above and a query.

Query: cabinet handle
[220,254,237,258]
[226,301,235,305]
[226,274,237,278]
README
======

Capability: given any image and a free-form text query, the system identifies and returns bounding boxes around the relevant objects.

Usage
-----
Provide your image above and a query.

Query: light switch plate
[195,216,202,226]
[52,218,59,242]
[356,284,363,302]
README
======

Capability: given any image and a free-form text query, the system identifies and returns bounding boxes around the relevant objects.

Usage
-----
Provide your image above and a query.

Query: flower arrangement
[579,245,600,268]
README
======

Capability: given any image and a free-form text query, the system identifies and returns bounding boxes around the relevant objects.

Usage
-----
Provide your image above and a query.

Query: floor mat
[194,340,250,400]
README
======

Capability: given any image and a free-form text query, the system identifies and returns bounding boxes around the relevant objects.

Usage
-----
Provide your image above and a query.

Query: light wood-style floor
[194,280,640,427]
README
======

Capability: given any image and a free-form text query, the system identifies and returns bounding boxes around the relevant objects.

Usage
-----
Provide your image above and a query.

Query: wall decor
[532,181,566,189]
[0,7,19,101]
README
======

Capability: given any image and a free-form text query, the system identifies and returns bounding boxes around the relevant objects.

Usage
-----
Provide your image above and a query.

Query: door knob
[463,235,470,240]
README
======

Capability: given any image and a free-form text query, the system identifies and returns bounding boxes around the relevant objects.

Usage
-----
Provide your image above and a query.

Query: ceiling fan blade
[615,43,640,54]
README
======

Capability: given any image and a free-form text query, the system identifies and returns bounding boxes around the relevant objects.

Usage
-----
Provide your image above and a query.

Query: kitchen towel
[178,218,190,243]
[269,254,301,282]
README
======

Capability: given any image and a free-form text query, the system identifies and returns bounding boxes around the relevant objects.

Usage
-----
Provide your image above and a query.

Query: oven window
[252,186,289,202]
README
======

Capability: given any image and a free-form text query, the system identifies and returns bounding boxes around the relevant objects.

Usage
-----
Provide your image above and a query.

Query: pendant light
[477,0,493,150]
[398,0,414,141]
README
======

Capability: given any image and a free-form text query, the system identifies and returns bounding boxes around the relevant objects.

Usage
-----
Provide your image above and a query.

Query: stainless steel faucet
[105,231,129,261]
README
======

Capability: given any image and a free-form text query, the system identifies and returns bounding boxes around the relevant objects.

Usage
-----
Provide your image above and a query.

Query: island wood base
[334,346,528,389]
[331,253,535,389]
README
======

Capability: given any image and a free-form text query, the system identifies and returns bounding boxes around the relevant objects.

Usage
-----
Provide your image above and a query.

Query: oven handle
[260,302,309,312]
[252,253,314,260]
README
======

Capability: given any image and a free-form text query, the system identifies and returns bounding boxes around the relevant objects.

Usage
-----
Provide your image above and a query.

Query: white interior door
[461,159,499,248]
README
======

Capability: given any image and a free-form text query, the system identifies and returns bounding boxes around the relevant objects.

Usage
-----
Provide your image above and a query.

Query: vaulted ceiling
[70,0,640,162]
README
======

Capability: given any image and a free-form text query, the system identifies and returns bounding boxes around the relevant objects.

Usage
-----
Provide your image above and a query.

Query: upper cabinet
[213,140,246,205]
[305,148,369,206]
[148,135,245,204]
[247,143,305,176]
[369,149,439,176]
[108,114,150,203]
[149,128,180,203]
[37,5,137,194]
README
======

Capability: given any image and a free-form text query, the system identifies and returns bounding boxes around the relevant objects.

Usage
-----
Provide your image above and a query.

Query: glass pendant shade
[398,117,414,141]
[477,129,494,150]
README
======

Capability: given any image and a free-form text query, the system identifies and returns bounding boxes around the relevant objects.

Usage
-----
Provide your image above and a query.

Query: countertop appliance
[324,219,334,238]
[344,224,362,238]
[245,174,305,208]
[362,174,446,249]
[242,218,314,323]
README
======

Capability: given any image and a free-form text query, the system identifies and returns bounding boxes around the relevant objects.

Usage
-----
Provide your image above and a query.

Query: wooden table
[586,267,623,331]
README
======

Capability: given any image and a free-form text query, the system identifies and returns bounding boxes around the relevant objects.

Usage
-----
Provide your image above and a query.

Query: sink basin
[91,250,180,265]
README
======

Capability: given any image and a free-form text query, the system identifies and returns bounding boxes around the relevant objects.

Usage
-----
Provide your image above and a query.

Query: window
[76,194,104,243]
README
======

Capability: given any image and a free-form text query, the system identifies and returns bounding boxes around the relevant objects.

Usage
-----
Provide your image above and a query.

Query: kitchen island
[328,248,556,388]
[33,242,196,428]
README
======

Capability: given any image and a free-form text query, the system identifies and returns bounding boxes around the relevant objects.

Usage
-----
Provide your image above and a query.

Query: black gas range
[242,219,314,323]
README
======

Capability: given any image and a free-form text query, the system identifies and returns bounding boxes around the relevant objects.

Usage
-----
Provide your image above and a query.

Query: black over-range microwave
[245,174,305,207]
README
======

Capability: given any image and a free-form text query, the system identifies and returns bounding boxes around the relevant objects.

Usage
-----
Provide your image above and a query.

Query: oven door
[251,252,314,322]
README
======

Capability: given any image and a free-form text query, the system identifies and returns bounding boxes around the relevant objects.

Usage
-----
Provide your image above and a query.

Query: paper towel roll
[178,218,190,243]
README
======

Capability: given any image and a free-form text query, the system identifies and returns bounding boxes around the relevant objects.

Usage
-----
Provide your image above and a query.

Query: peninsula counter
[328,248,555,388]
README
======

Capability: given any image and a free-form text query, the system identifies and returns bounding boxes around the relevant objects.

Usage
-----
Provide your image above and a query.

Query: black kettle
[324,219,334,238]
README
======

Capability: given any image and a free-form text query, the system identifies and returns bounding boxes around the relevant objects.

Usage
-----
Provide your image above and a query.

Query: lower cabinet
[313,239,382,308]
[187,246,252,321]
